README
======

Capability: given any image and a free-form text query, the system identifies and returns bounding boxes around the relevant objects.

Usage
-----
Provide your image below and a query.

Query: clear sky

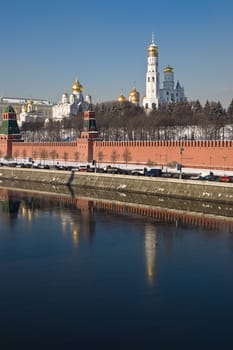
[1,0,233,108]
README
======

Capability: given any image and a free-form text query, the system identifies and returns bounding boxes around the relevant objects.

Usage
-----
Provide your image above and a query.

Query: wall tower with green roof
[0,105,23,159]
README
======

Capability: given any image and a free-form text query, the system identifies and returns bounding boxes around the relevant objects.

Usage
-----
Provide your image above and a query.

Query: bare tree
[13,149,19,162]
[111,149,118,164]
[22,149,27,161]
[74,151,80,163]
[50,149,58,164]
[122,148,132,167]
[63,151,68,164]
[40,149,48,164]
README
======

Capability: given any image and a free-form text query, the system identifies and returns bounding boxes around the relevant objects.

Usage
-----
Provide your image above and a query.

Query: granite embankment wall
[1,167,233,204]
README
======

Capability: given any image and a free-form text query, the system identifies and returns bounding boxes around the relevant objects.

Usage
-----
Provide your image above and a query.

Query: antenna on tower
[152,32,155,45]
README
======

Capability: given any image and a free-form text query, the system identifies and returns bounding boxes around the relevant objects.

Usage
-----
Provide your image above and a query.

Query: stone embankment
[1,167,233,204]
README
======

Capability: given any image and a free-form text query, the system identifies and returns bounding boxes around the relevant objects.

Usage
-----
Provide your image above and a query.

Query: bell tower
[143,33,159,111]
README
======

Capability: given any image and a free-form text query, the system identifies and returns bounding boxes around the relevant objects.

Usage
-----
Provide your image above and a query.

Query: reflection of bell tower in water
[144,223,158,283]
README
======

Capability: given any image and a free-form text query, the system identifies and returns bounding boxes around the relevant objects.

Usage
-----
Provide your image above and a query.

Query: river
[0,185,233,349]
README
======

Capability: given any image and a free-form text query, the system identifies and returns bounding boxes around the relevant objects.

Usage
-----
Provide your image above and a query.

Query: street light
[179,147,184,179]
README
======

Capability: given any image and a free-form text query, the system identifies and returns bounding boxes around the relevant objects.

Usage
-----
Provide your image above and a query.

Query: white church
[143,34,186,110]
[52,79,92,121]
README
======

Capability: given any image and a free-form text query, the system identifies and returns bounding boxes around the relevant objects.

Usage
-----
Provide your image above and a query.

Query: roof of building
[176,81,182,90]
[4,105,15,113]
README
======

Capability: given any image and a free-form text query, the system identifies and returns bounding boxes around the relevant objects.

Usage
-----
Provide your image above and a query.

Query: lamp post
[179,147,184,179]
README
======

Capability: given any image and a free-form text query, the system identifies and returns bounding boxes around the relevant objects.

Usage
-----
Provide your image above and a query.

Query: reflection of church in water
[1,188,232,285]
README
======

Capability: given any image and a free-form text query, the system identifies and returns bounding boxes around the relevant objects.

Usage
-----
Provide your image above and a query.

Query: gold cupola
[118,94,126,103]
[147,33,158,57]
[163,65,174,73]
[72,79,83,94]
[129,87,140,104]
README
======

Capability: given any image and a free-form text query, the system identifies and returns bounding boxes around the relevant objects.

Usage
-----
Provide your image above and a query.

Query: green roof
[0,120,20,135]
[4,105,15,113]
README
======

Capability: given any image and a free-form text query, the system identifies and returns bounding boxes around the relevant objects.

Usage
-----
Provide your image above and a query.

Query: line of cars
[1,162,233,182]
[196,172,233,182]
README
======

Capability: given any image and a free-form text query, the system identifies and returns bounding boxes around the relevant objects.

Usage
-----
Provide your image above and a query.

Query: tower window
[148,77,150,82]
[152,77,155,82]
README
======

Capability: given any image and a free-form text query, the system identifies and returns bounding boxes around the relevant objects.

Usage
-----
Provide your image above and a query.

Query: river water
[0,186,233,349]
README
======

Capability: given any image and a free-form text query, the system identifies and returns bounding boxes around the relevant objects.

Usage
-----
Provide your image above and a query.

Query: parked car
[218,176,231,182]
[199,174,220,181]
[131,168,147,176]
[146,168,162,177]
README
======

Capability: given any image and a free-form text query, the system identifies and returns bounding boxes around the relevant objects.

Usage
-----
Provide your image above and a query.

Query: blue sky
[1,0,233,108]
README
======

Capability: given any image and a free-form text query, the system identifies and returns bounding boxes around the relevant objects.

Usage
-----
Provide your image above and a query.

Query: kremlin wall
[0,34,232,172]
[1,105,233,172]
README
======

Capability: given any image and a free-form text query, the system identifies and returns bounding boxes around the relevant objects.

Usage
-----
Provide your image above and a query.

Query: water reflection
[1,186,233,348]
[0,188,20,225]
[144,224,157,284]
[1,186,233,238]
[1,185,233,279]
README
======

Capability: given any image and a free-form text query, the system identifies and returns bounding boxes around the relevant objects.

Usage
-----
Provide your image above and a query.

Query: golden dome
[72,79,83,93]
[130,88,139,98]
[148,43,158,57]
[28,99,33,105]
[129,87,140,103]
[163,65,174,73]
[118,94,126,103]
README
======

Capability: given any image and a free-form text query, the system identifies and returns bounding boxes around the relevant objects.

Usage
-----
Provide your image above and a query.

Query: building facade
[159,66,186,104]
[52,79,92,121]
[0,97,52,126]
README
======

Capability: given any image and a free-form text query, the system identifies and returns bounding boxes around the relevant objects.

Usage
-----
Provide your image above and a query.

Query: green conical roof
[4,105,15,113]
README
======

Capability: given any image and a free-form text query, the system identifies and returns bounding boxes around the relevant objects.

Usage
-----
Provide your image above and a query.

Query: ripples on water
[0,188,233,349]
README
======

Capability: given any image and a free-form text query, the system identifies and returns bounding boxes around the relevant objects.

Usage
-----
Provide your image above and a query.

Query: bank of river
[1,166,233,204]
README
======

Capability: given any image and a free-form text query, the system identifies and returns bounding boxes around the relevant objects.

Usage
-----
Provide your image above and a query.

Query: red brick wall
[94,140,233,171]
[8,139,233,171]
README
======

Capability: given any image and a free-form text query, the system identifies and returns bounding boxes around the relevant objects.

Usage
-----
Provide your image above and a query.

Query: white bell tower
[143,33,159,111]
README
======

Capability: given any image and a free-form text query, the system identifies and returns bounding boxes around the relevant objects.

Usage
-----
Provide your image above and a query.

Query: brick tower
[77,110,99,163]
[0,105,23,159]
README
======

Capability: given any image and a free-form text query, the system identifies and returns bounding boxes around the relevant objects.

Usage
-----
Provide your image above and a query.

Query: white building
[18,99,40,127]
[159,66,186,104]
[143,34,186,111]
[142,33,159,111]
[52,79,91,121]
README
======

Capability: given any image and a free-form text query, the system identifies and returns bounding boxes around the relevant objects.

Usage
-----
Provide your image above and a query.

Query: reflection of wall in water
[0,189,21,224]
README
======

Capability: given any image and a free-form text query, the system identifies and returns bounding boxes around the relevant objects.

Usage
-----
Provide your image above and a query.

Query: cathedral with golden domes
[118,34,186,110]
[52,79,92,120]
